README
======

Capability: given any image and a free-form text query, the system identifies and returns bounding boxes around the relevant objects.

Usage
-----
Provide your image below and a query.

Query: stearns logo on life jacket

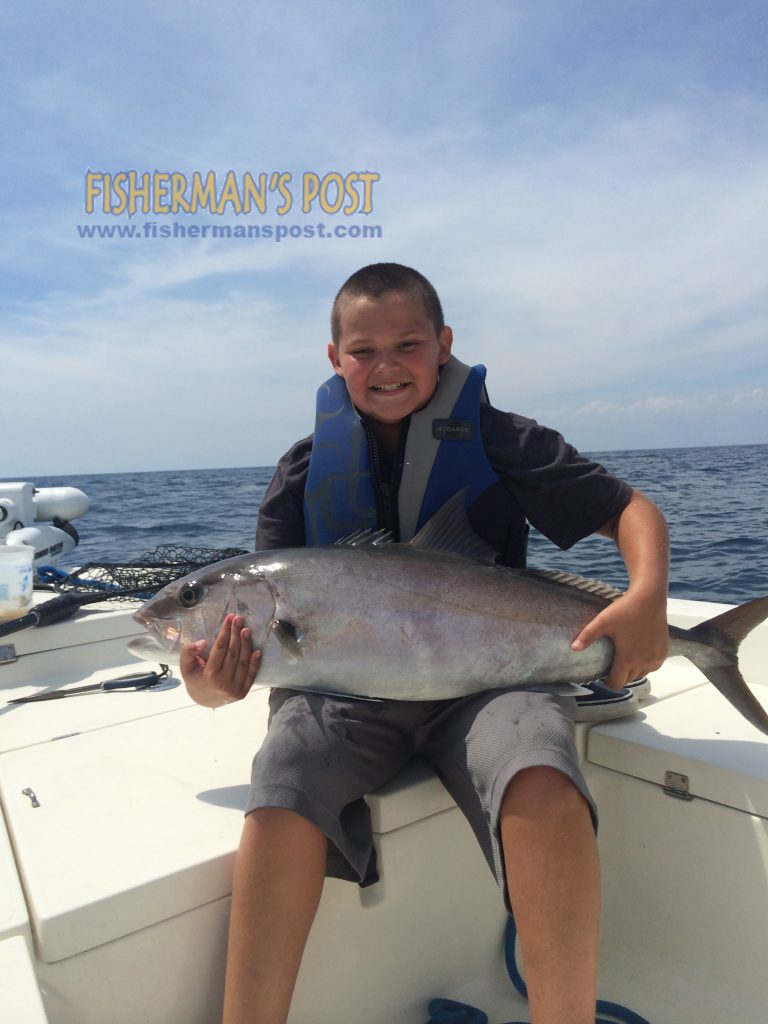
[432,419,474,441]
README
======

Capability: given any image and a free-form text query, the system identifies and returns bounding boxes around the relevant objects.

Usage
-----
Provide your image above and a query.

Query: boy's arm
[571,489,670,689]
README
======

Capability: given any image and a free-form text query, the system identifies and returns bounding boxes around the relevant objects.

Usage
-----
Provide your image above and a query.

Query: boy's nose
[374,350,399,370]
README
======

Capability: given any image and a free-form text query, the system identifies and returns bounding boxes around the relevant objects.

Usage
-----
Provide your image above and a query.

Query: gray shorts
[246,687,595,900]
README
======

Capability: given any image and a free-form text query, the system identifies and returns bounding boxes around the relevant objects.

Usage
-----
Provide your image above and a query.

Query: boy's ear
[437,326,453,366]
[327,341,344,376]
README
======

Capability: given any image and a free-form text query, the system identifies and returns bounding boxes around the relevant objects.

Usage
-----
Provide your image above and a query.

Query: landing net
[37,545,249,601]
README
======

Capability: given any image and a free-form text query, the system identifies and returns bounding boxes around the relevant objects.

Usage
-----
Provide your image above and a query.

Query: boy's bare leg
[500,766,600,1024]
[222,808,327,1024]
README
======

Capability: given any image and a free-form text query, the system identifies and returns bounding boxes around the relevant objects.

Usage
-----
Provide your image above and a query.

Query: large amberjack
[130,494,768,735]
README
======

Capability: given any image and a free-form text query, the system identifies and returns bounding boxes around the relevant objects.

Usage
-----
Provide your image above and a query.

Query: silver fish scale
[131,517,768,733]
[228,546,614,700]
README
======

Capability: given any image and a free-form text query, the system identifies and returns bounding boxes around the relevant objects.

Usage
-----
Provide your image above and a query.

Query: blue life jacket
[303,356,501,545]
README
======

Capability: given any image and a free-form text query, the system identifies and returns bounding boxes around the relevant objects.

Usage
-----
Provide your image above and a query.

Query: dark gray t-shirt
[255,404,632,565]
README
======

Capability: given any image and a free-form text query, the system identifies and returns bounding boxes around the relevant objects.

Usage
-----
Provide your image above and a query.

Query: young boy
[181,263,670,1024]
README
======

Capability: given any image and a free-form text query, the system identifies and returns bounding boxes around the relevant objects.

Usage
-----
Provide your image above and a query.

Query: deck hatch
[587,686,768,818]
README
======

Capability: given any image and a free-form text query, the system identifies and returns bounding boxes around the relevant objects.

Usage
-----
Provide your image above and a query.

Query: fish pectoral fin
[270,618,304,658]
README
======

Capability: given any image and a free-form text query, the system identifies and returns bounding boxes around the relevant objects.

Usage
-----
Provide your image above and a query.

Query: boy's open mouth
[371,382,409,392]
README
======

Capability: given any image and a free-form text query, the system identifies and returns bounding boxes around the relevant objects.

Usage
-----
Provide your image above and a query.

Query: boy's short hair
[331,263,445,343]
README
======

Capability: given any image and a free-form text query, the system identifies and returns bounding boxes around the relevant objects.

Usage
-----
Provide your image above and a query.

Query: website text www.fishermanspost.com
[77,168,383,242]
[75,221,383,242]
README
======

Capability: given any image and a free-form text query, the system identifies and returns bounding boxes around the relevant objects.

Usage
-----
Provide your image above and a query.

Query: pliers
[7,664,176,704]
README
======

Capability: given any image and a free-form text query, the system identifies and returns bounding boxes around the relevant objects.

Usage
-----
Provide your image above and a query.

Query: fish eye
[178,582,204,608]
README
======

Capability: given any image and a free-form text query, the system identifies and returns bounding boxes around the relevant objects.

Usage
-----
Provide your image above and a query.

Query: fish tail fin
[688,596,768,654]
[681,596,768,736]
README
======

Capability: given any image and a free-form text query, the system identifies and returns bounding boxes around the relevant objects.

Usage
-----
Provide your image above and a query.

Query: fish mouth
[129,612,183,661]
[127,634,177,662]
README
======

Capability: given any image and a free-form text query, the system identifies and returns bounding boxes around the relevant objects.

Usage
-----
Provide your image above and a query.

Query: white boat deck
[1,597,767,1023]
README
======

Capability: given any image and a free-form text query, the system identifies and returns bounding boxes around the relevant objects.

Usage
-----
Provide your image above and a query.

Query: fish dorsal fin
[335,528,394,548]
[524,568,624,602]
[409,490,498,565]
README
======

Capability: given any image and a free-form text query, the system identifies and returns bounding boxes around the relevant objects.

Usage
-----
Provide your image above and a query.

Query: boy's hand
[574,489,670,689]
[180,614,262,708]
[571,591,669,689]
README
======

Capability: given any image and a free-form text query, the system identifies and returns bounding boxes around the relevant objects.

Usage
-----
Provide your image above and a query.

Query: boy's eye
[345,339,421,357]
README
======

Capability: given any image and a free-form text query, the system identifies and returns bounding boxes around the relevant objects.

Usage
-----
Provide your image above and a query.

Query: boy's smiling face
[328,291,453,440]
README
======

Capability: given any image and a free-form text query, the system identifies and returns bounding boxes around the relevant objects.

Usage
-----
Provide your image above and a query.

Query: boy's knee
[500,765,588,820]
[244,807,327,848]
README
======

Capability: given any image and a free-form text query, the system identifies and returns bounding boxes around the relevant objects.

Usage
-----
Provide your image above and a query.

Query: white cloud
[573,389,767,418]
[538,387,767,453]
[1,2,766,473]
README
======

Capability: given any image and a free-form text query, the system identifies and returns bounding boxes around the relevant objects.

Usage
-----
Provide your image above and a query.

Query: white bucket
[0,544,34,622]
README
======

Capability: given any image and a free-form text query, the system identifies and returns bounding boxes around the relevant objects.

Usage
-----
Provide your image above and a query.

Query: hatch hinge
[0,643,18,665]
[663,770,693,801]
[22,787,41,809]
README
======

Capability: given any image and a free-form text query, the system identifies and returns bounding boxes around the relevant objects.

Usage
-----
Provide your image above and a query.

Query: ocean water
[4,443,766,606]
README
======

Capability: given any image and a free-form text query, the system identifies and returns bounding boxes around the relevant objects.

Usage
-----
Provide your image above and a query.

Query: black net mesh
[40,546,249,600]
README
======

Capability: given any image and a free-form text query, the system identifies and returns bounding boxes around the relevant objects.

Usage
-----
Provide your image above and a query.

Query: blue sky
[1,0,766,476]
